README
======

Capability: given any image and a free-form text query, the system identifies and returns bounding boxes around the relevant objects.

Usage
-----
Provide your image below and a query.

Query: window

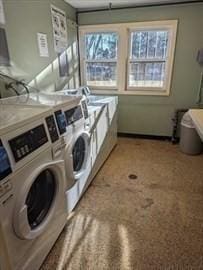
[79,20,177,96]
[84,32,118,88]
[128,30,168,88]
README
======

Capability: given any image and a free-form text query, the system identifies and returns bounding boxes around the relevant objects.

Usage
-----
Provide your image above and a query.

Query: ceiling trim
[76,0,202,13]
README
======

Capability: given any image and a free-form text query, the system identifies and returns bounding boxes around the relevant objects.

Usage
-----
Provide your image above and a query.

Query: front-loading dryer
[0,104,67,270]
[50,88,89,124]
[0,93,83,206]
[67,129,91,188]
[44,90,92,211]
[62,104,91,212]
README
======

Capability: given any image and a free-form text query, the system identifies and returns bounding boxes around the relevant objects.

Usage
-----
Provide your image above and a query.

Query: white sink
[189,109,203,141]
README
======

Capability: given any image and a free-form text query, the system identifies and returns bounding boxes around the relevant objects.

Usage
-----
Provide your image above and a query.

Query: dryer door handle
[14,205,32,240]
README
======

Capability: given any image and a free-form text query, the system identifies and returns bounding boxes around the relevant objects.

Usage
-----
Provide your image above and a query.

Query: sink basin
[87,95,114,106]
[87,95,107,102]
[88,102,108,107]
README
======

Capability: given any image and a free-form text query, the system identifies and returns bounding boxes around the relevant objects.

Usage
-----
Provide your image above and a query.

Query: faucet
[80,86,91,97]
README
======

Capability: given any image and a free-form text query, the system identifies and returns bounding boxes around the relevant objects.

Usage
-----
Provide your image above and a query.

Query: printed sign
[37,33,49,57]
[51,5,68,53]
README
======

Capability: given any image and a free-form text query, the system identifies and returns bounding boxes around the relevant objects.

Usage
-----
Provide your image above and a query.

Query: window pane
[129,62,165,88]
[86,62,116,87]
[85,32,118,60]
[131,30,168,59]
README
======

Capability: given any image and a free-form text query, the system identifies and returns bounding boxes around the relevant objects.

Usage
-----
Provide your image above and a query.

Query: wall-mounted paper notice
[0,0,5,25]
[51,5,68,53]
[37,33,49,57]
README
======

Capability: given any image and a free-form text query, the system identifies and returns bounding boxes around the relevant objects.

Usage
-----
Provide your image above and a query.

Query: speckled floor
[41,138,203,270]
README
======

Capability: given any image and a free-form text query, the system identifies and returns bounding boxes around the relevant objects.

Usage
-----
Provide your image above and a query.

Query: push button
[3,181,12,192]
[25,145,29,153]
[21,147,25,156]
[0,185,5,197]
[17,149,21,158]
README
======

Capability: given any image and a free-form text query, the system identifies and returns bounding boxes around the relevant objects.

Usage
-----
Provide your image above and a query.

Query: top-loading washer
[0,104,67,270]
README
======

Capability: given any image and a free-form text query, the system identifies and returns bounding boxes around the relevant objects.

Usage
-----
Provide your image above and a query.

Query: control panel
[46,115,59,143]
[65,106,83,126]
[9,124,48,162]
[0,139,12,181]
[54,110,67,135]
[81,100,89,119]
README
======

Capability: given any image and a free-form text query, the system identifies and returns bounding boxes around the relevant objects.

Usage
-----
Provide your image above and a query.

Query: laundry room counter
[81,96,118,197]
[189,109,203,141]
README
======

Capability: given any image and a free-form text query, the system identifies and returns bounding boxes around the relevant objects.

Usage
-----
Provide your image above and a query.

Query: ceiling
[65,0,198,10]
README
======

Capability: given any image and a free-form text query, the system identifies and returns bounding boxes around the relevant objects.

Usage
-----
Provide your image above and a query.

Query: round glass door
[26,169,56,230]
[72,136,86,172]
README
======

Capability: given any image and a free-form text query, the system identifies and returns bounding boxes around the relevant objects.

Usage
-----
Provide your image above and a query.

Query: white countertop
[189,109,203,141]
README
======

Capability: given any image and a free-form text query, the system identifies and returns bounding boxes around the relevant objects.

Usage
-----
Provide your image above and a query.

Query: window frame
[79,27,121,91]
[79,20,178,96]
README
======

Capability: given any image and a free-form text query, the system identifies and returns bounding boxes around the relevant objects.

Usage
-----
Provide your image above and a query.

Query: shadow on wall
[29,41,80,93]
[0,41,80,97]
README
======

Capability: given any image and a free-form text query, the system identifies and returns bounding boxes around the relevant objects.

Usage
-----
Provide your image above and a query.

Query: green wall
[79,3,203,136]
[0,0,79,97]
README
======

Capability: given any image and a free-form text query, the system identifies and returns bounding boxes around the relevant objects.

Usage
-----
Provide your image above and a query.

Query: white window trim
[79,20,178,96]
[79,27,121,91]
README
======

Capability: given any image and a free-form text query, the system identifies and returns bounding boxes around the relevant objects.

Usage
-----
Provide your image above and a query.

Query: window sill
[91,89,170,96]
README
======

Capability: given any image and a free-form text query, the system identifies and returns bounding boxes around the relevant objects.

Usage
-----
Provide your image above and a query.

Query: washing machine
[58,88,100,170]
[0,93,82,186]
[44,89,92,209]
[0,104,67,270]
[65,119,91,199]
[1,93,91,213]
[49,88,89,125]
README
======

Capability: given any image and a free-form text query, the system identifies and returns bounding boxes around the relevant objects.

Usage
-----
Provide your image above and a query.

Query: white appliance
[44,90,92,210]
[0,93,91,213]
[54,88,103,169]
[0,93,82,187]
[65,122,91,211]
[0,104,67,270]
[49,88,89,125]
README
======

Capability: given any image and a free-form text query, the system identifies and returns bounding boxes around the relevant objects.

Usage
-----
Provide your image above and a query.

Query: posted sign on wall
[37,33,49,57]
[51,5,68,53]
